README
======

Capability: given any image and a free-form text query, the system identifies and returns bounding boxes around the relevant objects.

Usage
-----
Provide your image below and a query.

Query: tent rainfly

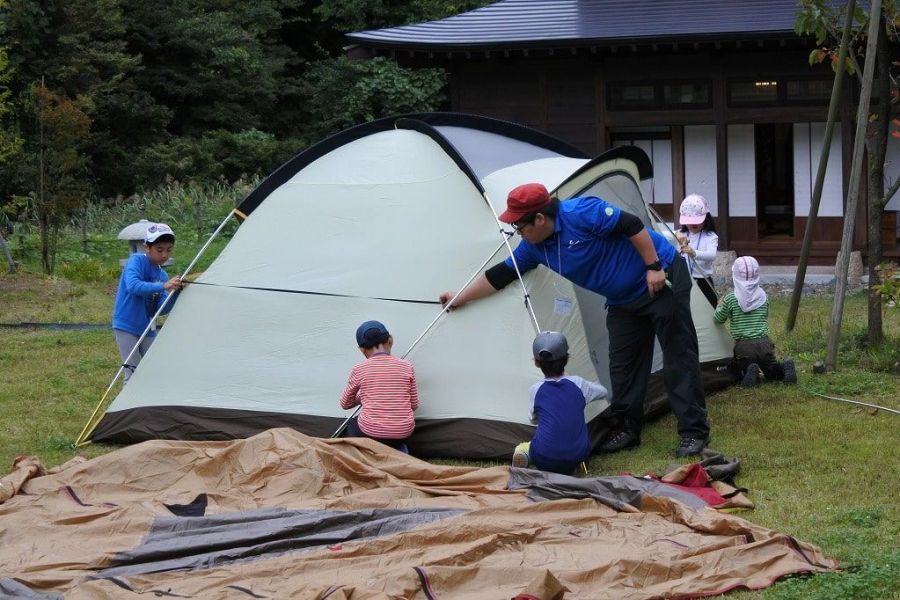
[89,113,734,458]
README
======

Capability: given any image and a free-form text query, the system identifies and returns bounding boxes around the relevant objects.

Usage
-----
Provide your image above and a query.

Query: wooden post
[786,0,856,331]
[826,0,882,369]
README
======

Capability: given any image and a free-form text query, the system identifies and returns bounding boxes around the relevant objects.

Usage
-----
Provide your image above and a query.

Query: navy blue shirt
[529,375,607,464]
[504,197,676,306]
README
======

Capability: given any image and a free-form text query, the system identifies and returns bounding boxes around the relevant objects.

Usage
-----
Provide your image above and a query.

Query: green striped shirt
[714,292,770,340]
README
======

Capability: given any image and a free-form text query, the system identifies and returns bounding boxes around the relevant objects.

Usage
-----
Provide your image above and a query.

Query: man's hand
[439,290,462,310]
[646,269,666,298]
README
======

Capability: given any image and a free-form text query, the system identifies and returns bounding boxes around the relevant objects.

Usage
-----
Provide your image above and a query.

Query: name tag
[554,296,574,316]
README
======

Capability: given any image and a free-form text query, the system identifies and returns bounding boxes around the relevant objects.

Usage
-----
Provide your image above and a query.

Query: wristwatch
[645,260,663,271]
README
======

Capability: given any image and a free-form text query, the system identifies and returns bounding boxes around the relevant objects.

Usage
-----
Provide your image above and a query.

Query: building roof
[347,0,807,51]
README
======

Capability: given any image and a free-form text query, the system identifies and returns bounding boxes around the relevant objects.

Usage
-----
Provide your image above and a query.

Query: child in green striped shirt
[714,256,797,386]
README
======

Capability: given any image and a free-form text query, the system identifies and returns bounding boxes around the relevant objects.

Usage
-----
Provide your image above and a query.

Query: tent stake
[74,210,239,447]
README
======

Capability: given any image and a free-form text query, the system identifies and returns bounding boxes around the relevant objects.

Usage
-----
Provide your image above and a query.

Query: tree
[26,83,92,274]
[297,56,447,140]
[796,0,900,347]
[2,0,168,198]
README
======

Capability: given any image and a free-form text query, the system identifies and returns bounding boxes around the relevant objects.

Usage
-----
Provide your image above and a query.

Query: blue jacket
[504,197,676,305]
[112,253,175,336]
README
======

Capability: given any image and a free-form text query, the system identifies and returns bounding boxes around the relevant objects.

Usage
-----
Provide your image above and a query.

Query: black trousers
[733,337,785,381]
[606,258,710,439]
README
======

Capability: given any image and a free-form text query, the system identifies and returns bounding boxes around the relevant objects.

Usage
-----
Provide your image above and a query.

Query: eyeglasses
[511,214,537,232]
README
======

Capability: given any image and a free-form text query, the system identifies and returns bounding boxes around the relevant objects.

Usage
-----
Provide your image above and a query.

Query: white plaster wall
[793,122,843,217]
[727,124,756,217]
[684,125,718,216]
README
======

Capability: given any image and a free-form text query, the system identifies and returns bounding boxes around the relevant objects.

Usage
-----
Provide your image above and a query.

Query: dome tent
[88,113,733,458]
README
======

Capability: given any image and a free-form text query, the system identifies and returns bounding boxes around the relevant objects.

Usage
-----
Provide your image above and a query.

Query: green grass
[0,270,898,599]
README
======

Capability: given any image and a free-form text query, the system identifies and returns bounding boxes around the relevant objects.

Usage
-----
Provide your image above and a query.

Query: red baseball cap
[498,183,551,223]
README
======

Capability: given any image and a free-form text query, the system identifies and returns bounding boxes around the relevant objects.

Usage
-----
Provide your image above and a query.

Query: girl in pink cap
[676,193,718,307]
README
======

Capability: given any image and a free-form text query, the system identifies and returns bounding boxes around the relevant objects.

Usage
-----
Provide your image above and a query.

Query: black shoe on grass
[741,363,760,387]
[782,359,797,384]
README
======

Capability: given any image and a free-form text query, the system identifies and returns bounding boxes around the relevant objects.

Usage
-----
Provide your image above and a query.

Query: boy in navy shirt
[512,331,608,474]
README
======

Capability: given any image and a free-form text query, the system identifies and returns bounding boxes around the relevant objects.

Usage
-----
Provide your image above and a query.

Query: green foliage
[766,551,900,600]
[299,56,447,140]
[133,129,294,188]
[122,0,305,136]
[0,0,22,167]
[0,0,489,226]
[57,255,119,283]
[872,261,900,304]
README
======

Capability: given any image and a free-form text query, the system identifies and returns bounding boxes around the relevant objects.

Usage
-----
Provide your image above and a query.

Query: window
[786,79,832,103]
[663,82,710,106]
[608,81,711,110]
[729,80,778,104]
[608,84,656,109]
[729,78,832,106]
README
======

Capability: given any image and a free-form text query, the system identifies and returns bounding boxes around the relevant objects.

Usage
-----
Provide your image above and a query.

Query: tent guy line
[185,281,443,306]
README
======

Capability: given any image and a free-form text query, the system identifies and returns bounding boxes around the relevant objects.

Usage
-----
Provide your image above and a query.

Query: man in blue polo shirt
[439,183,710,457]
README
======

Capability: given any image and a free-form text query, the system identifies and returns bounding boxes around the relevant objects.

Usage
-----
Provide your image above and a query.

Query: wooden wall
[446,47,900,262]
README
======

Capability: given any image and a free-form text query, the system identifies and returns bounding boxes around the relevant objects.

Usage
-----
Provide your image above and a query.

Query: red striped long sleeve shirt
[339,353,419,439]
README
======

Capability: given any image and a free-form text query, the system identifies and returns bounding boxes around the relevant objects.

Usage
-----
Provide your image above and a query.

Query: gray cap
[532,331,569,361]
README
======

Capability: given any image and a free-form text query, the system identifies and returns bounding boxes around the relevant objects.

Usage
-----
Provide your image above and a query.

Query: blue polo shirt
[503,197,676,306]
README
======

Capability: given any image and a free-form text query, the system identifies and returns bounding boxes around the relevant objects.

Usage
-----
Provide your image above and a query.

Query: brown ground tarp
[0,428,836,599]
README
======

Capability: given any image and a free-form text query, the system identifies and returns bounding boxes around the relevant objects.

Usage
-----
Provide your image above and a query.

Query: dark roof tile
[347,0,805,50]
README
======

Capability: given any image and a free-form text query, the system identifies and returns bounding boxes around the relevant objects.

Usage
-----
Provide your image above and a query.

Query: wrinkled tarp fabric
[0,428,836,599]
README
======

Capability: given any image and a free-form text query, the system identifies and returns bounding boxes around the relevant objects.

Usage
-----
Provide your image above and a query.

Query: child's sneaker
[782,359,797,384]
[512,442,530,468]
[741,363,760,387]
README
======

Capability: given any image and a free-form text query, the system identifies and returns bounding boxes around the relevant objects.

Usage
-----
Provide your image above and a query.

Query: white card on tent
[554,296,574,316]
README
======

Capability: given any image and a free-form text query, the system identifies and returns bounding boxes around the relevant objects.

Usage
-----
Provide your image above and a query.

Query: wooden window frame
[607,80,713,111]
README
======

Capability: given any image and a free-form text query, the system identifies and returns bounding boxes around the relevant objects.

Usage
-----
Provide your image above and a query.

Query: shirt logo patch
[568,239,582,247]
[604,207,614,216]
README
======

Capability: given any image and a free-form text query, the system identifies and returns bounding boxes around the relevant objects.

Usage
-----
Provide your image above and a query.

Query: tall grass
[5,178,257,279]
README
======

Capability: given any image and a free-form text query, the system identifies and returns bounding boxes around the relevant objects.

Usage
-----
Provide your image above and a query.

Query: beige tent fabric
[0,429,836,599]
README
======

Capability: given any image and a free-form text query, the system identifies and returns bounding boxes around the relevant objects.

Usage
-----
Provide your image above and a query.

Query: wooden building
[347,0,900,263]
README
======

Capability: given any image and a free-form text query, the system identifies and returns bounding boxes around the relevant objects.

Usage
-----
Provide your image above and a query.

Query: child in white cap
[714,256,797,386]
[676,193,718,307]
[111,223,182,382]
[512,331,608,474]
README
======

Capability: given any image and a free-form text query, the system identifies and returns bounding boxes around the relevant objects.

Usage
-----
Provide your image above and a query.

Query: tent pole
[73,210,239,447]
[330,237,511,439]
[480,191,541,333]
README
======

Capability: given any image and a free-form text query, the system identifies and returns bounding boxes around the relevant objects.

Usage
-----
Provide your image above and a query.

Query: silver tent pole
[480,190,541,334]
[330,236,511,439]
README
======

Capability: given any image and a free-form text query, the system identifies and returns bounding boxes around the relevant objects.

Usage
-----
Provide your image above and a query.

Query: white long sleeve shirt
[682,230,718,278]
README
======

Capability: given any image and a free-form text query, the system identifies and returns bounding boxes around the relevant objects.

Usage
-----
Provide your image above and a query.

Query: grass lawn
[1,269,898,599]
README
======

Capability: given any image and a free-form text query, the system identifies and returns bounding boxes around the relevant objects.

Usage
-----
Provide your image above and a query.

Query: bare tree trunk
[787,0,856,331]
[39,212,51,274]
[865,13,890,347]
[827,0,883,370]
[0,231,16,274]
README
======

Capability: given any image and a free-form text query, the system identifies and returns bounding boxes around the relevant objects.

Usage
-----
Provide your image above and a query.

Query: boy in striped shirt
[714,256,797,386]
[340,320,419,450]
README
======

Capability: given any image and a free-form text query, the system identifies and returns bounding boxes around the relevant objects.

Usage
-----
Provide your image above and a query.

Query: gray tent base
[91,362,733,459]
